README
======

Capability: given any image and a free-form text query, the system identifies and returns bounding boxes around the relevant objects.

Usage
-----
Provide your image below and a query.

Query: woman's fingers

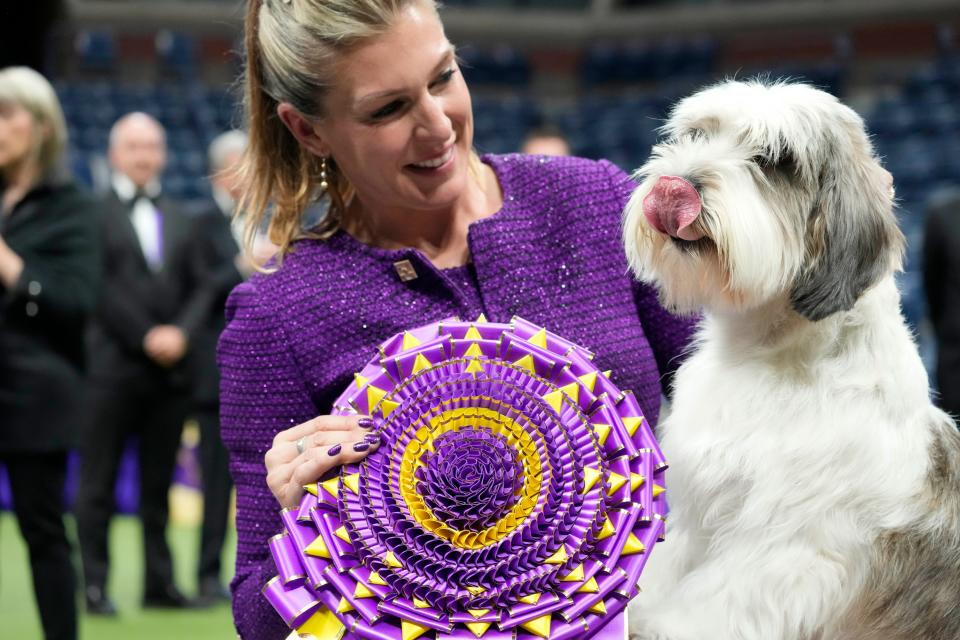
[289,433,382,490]
[268,415,376,464]
[266,415,382,508]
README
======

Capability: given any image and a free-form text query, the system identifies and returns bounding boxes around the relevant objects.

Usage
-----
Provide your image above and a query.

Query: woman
[0,66,100,640]
[219,1,697,638]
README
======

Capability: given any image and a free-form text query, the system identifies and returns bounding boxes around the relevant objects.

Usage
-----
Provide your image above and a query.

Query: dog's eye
[752,154,770,167]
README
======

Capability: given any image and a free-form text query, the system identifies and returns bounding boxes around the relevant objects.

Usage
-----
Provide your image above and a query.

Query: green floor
[0,513,237,640]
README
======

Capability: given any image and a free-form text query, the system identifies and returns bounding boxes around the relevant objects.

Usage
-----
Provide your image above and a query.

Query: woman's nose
[415,95,453,142]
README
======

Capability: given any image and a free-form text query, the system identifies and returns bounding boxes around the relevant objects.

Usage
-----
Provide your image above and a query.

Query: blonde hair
[0,66,68,176]
[239,0,440,257]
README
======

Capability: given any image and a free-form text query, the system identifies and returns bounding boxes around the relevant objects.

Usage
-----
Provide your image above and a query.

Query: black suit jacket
[86,189,205,390]
[924,192,960,416]
[186,202,244,407]
[0,179,101,452]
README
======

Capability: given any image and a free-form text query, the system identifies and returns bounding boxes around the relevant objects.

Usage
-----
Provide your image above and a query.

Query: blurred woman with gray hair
[0,66,100,640]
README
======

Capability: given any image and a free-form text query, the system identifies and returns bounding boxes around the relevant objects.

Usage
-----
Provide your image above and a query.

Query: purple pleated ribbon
[262,316,667,639]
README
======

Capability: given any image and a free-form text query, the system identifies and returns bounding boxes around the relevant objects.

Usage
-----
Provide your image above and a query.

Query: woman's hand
[265,414,380,509]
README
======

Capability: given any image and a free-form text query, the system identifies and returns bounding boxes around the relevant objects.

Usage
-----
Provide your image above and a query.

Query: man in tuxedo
[924,190,960,420]
[76,112,204,613]
[189,129,253,605]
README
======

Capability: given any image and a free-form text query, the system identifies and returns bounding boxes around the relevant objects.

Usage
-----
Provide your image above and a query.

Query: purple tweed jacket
[218,153,698,638]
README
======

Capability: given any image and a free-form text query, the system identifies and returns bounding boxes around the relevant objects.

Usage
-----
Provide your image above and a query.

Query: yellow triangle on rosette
[342,473,360,494]
[631,473,646,492]
[336,597,355,613]
[542,389,565,414]
[354,582,376,599]
[588,600,607,615]
[621,532,647,555]
[653,484,666,498]
[578,371,598,393]
[597,517,615,540]
[413,598,430,609]
[593,423,612,446]
[520,613,553,638]
[467,609,490,618]
[466,586,486,596]
[514,354,536,373]
[464,342,484,358]
[559,563,585,582]
[384,551,403,568]
[465,359,484,374]
[411,353,432,374]
[464,325,483,340]
[402,332,421,350]
[583,467,602,493]
[607,471,628,496]
[368,571,388,586]
[621,416,643,437]
[367,385,387,410]
[295,607,346,639]
[560,381,580,403]
[321,477,340,497]
[545,546,569,565]
[304,534,331,559]
[602,370,612,378]
[577,576,599,594]
[334,526,351,543]
[401,619,431,640]
[466,621,492,638]
[354,372,368,389]
[517,592,541,605]
[528,328,548,349]
[475,313,488,323]
[303,483,318,497]
[380,398,401,417]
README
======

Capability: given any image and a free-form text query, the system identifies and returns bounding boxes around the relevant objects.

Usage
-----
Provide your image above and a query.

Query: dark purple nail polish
[357,417,375,429]
[353,442,370,453]
[326,444,342,456]
[364,433,381,445]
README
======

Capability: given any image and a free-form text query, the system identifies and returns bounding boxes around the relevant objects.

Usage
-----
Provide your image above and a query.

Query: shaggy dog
[623,80,960,640]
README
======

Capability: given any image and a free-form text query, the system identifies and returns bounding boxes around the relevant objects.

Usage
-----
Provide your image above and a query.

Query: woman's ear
[276,103,329,158]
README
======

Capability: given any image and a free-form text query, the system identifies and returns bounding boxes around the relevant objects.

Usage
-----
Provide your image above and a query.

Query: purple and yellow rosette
[264,315,668,640]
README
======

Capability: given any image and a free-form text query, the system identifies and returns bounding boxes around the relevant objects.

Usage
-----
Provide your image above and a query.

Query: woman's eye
[371,101,403,120]
[432,68,456,88]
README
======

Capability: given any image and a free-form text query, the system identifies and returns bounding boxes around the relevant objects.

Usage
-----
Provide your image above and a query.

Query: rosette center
[416,427,523,531]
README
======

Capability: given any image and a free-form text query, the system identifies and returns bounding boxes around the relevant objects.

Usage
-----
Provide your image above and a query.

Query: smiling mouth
[410,147,454,169]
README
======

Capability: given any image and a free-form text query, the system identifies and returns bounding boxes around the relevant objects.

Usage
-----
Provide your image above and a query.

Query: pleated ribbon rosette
[263,315,668,640]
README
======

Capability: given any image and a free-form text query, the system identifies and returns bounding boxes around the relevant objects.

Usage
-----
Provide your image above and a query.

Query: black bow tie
[125,190,158,208]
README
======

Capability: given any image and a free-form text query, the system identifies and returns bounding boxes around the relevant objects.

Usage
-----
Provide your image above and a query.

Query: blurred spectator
[923,190,960,419]
[75,112,203,614]
[0,66,99,640]
[189,129,250,606]
[520,125,572,157]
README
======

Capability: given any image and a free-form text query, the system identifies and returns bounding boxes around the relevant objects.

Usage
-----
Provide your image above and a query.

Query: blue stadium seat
[75,30,118,74]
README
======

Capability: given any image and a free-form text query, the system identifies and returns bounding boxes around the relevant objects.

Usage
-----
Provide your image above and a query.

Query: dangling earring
[320,157,329,191]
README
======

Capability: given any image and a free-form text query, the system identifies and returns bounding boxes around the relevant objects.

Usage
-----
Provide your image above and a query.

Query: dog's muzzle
[642,176,704,241]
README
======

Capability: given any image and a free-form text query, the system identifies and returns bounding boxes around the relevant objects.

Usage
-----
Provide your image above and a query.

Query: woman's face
[0,102,38,173]
[312,3,474,217]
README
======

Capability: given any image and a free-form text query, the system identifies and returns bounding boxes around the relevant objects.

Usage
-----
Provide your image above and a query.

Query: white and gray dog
[623,80,960,640]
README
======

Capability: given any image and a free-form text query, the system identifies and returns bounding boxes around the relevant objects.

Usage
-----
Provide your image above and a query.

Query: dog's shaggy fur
[623,80,960,640]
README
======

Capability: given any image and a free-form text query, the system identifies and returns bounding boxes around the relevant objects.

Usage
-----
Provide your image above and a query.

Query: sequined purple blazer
[218,153,698,638]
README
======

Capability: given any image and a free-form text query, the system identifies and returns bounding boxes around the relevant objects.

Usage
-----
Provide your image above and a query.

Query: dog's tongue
[642,176,704,241]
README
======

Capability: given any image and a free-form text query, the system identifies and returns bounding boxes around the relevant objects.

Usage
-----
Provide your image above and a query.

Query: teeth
[412,148,453,169]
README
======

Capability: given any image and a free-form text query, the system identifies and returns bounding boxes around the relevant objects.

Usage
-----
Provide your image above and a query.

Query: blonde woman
[0,66,99,640]
[220,2,696,637]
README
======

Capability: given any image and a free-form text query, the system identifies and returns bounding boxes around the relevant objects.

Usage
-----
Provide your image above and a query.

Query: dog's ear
[790,120,904,322]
